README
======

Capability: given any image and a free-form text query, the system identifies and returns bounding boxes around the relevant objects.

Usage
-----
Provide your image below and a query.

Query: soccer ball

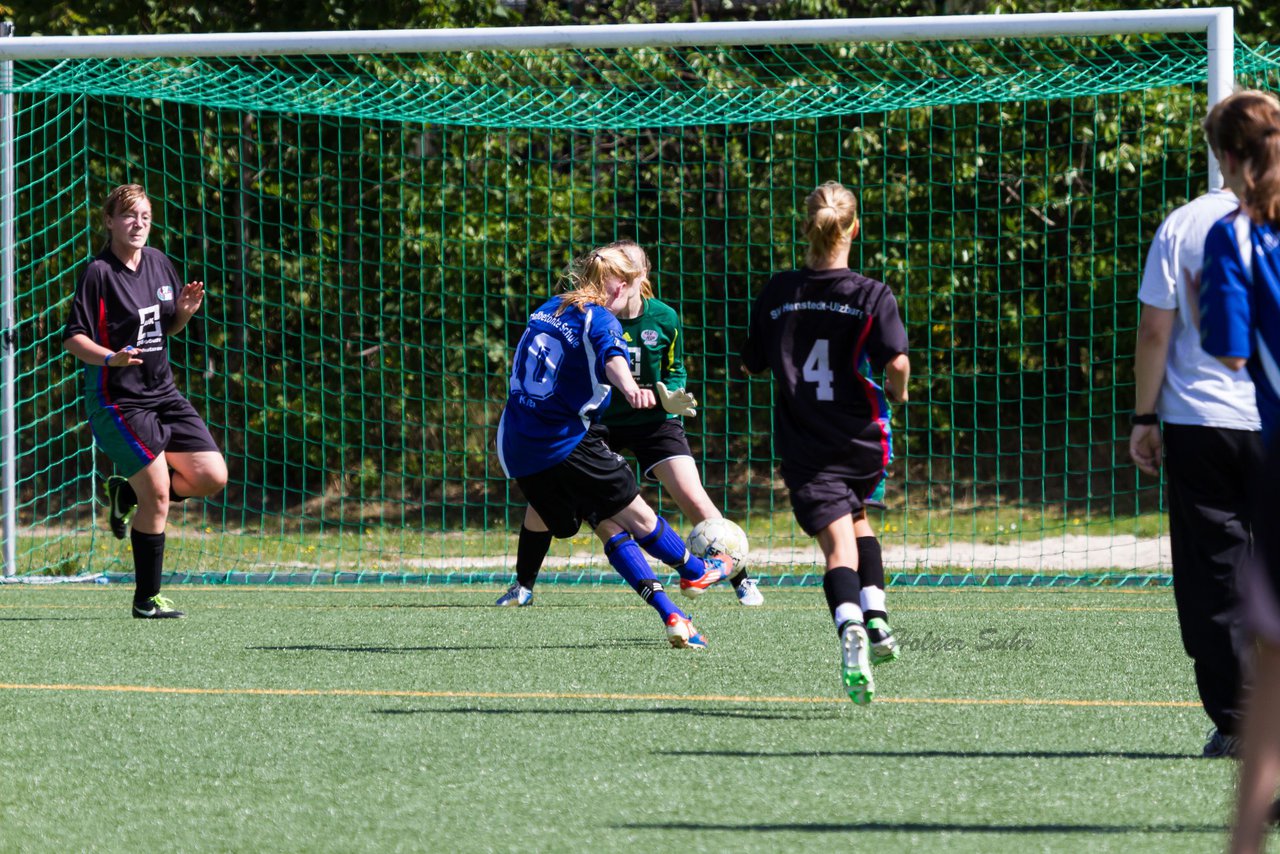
[686,518,750,571]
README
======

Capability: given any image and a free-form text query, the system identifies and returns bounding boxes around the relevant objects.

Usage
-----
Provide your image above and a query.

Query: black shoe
[132,595,185,619]
[104,475,136,540]
[1202,728,1240,758]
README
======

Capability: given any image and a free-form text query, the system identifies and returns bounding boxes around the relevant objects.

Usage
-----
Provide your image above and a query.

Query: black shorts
[783,467,885,537]
[516,426,641,538]
[604,419,694,481]
[88,394,220,478]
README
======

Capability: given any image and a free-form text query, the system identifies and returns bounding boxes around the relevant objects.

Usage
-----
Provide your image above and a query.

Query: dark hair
[1203,90,1280,225]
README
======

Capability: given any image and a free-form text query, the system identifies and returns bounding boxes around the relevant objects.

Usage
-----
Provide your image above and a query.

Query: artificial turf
[0,584,1255,852]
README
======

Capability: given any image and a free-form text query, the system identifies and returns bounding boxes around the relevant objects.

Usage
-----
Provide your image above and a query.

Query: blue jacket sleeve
[1200,219,1253,360]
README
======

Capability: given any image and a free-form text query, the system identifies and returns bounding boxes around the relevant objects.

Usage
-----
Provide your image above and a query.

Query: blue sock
[635,516,704,582]
[605,532,685,623]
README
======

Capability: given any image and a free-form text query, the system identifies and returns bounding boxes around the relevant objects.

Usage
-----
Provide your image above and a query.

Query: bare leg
[165,450,228,499]
[650,457,718,523]
[816,513,858,572]
[1232,638,1280,853]
[129,453,172,535]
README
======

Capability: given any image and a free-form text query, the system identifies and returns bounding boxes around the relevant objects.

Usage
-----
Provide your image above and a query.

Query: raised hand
[177,280,205,318]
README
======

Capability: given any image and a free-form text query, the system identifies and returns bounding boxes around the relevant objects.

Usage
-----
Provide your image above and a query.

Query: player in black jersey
[741,181,910,703]
[62,184,228,619]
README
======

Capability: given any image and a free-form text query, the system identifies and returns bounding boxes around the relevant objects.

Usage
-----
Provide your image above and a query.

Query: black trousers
[1163,423,1264,735]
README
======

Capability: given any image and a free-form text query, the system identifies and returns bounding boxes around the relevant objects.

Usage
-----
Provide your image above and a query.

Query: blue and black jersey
[498,296,629,478]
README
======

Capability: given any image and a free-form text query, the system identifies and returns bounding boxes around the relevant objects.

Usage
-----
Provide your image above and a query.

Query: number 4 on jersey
[802,338,835,401]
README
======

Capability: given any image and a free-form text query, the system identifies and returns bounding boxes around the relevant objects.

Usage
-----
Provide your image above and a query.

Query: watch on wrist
[1131,411,1158,426]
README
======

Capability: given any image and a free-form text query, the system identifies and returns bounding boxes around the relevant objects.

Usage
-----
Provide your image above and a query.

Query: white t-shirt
[1138,190,1260,430]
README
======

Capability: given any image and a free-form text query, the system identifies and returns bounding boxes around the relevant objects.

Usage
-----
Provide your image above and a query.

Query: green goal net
[5,24,1280,583]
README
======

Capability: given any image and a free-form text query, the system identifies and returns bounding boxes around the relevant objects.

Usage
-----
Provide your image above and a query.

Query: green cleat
[867,617,901,666]
[104,475,137,540]
[839,620,875,704]
[132,594,185,619]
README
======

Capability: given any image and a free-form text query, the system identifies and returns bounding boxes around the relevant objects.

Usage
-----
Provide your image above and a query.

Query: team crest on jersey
[156,285,175,301]
[641,329,659,346]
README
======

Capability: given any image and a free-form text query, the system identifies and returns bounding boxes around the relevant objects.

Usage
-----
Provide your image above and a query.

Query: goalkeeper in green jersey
[498,240,764,608]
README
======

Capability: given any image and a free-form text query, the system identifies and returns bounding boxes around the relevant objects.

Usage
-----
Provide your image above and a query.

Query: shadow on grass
[0,616,102,621]
[248,638,655,653]
[659,748,1196,760]
[616,820,1226,834]
[371,705,836,721]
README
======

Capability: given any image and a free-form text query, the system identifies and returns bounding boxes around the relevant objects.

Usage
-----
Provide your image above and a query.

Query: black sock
[516,526,553,590]
[823,566,862,635]
[131,529,166,603]
[856,536,885,590]
[857,536,888,622]
[730,570,748,588]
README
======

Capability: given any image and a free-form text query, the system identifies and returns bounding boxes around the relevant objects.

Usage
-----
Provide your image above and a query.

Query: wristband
[1130,412,1158,426]
[103,351,115,366]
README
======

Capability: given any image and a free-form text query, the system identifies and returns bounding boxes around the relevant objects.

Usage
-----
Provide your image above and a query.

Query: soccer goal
[1,10,1277,582]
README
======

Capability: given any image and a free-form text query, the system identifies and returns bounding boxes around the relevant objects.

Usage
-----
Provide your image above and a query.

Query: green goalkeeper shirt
[602,297,688,429]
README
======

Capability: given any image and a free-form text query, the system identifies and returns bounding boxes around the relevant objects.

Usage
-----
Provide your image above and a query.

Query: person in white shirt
[1130,186,1263,759]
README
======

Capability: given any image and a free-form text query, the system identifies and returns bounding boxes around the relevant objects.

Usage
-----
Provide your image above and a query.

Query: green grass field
[0,584,1256,852]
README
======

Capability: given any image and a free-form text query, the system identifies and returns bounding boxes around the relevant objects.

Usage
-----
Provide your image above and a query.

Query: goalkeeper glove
[655,382,697,417]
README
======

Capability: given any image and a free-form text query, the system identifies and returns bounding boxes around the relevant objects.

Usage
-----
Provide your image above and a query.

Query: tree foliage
[7,0,1279,530]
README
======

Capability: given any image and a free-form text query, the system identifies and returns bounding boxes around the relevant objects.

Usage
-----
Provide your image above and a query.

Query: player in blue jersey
[62,184,228,618]
[741,181,910,703]
[498,243,730,648]
[1195,89,1280,854]
[497,240,761,608]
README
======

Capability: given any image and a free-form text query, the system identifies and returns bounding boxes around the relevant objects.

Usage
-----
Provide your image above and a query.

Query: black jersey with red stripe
[62,246,183,406]
[740,266,908,476]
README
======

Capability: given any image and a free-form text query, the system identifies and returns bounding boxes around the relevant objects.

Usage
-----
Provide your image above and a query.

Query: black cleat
[132,595,185,619]
[104,475,136,540]
[1202,728,1240,759]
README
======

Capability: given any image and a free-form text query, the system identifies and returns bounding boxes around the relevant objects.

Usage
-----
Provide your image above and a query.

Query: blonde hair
[1203,90,1280,225]
[603,239,654,299]
[556,240,650,314]
[103,184,151,219]
[803,181,859,267]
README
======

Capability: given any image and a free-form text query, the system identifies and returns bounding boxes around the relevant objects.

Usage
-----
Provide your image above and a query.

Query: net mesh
[7,32,1280,582]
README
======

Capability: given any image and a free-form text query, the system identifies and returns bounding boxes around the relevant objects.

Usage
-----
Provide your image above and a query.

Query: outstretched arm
[606,355,656,410]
